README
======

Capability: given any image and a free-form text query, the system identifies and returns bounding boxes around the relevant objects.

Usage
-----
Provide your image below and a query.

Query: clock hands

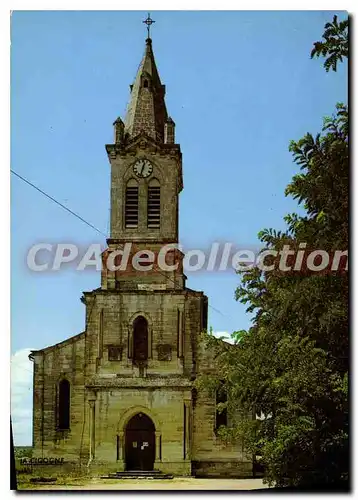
[142,162,150,177]
[133,160,152,178]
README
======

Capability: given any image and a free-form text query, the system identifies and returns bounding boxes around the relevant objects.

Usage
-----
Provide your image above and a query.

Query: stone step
[101,470,173,480]
[121,470,162,475]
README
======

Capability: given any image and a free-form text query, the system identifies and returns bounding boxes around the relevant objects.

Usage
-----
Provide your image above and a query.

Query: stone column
[88,400,95,460]
[177,308,184,373]
[155,432,161,461]
[114,117,124,144]
[115,430,125,471]
[118,432,124,461]
[164,118,175,144]
[184,400,191,460]
[178,309,183,358]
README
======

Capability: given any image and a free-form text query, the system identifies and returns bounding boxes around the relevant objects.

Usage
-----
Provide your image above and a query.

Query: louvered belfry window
[125,179,139,228]
[147,179,160,229]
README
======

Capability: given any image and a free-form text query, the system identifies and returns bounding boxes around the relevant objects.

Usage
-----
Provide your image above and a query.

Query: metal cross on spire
[143,12,155,39]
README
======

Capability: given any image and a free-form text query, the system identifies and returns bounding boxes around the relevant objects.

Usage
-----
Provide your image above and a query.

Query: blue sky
[11,11,347,444]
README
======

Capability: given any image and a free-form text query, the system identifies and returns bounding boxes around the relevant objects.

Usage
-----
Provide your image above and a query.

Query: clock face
[133,159,153,178]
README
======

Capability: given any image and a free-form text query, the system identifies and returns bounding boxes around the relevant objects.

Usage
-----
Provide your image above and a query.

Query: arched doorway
[125,413,155,471]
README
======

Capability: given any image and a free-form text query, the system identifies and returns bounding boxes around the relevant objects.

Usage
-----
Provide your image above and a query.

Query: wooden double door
[125,413,155,471]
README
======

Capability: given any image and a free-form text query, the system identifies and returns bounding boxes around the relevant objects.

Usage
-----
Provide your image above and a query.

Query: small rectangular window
[108,345,122,361]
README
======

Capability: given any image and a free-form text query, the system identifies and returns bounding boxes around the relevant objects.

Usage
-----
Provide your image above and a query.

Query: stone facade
[30,36,252,478]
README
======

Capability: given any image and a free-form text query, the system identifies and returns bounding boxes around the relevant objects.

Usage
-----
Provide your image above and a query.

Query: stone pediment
[125,131,159,151]
[29,331,85,358]
[106,131,181,160]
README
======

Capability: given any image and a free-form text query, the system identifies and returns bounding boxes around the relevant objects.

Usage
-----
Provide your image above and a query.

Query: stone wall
[82,289,204,379]
[31,288,252,478]
[32,333,88,462]
[109,143,182,242]
[88,386,192,476]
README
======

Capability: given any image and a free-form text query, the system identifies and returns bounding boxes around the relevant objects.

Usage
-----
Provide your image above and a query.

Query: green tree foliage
[311,15,349,72]
[199,16,348,488]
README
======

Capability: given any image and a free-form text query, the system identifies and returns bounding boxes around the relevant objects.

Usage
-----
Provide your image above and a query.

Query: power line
[12,169,231,322]
[208,304,226,317]
[11,170,107,238]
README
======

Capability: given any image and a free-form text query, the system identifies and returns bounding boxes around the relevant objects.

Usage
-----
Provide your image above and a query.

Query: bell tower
[106,36,183,245]
[103,29,184,291]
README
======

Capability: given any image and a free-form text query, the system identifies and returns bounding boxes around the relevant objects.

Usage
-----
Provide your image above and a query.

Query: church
[30,21,252,478]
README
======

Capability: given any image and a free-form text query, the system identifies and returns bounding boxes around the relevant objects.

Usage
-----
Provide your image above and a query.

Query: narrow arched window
[143,79,149,88]
[125,179,139,228]
[58,379,70,430]
[147,179,160,229]
[133,316,149,362]
[215,382,228,433]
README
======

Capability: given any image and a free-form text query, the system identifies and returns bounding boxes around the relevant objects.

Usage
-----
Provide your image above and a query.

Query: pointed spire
[124,37,168,143]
